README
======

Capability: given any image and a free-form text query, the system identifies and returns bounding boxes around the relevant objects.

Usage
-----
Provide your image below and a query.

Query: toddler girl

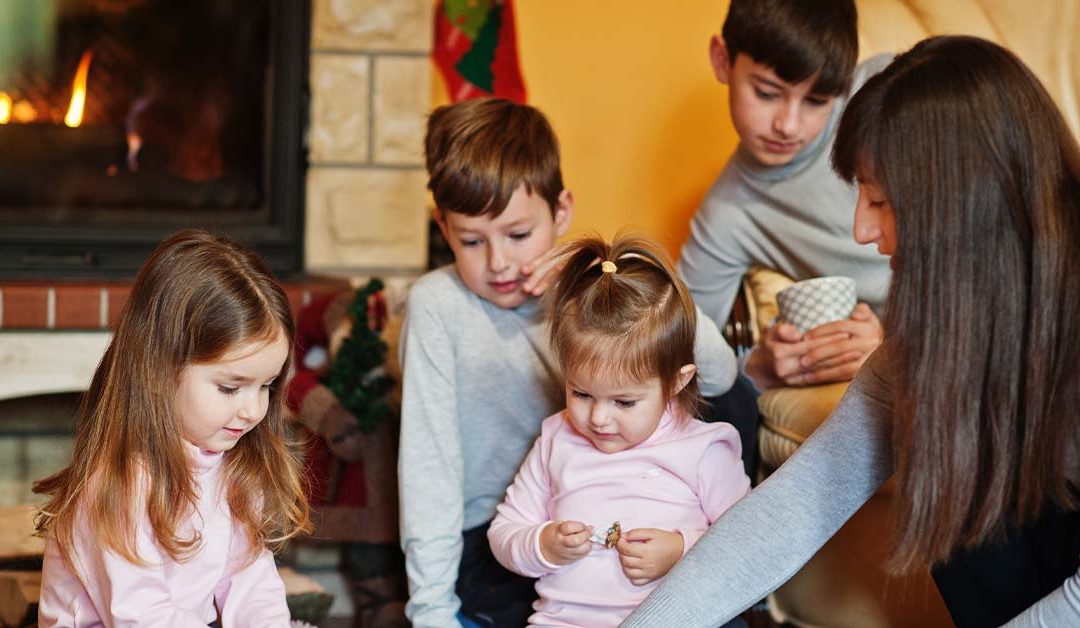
[488,235,750,626]
[34,229,312,627]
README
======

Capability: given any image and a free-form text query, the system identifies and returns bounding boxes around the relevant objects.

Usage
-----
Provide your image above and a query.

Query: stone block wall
[306,0,433,273]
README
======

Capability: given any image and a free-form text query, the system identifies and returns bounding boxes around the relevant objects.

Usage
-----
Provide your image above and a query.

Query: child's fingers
[557,520,588,535]
[620,562,652,586]
[622,527,657,542]
[619,552,643,570]
[558,520,587,534]
[615,537,644,558]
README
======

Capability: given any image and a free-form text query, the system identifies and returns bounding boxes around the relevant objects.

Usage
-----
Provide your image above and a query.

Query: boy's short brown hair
[424,98,564,218]
[723,0,857,96]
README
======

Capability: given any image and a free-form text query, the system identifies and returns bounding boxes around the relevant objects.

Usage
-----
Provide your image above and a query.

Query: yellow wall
[433,1,739,258]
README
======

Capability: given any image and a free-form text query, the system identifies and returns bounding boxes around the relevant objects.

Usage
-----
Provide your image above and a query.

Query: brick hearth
[0,278,349,330]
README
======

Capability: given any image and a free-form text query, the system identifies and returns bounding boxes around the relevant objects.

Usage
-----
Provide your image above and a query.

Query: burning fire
[0,92,10,124]
[64,50,94,128]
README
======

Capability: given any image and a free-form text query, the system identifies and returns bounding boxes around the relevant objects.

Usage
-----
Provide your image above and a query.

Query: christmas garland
[321,279,395,434]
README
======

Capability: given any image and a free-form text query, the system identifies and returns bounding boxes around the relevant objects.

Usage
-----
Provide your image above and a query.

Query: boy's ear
[433,208,452,242]
[674,364,697,394]
[553,190,574,238]
[709,35,732,84]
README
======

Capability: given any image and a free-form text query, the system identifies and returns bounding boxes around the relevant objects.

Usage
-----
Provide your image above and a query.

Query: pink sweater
[38,444,291,627]
[489,409,750,627]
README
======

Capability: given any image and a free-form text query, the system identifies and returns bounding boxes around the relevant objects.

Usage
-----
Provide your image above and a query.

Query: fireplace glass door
[0,0,307,277]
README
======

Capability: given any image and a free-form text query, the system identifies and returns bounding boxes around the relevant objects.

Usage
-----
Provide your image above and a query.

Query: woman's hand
[615,528,685,585]
[540,520,593,565]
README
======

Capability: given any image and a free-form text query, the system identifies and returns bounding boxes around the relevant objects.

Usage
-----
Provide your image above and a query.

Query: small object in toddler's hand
[590,521,621,548]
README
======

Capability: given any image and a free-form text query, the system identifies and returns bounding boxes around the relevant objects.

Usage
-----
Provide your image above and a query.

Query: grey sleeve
[1003,570,1080,627]
[397,288,466,627]
[623,350,896,627]
[693,305,738,397]
[679,190,752,330]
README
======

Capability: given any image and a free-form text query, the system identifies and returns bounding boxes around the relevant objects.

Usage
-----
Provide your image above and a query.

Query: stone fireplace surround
[0,0,432,506]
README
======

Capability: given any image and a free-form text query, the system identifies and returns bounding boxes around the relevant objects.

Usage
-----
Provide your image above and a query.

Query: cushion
[757,382,850,469]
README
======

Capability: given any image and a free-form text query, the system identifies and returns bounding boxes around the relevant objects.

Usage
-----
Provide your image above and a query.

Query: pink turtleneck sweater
[38,443,291,627]
[488,409,750,627]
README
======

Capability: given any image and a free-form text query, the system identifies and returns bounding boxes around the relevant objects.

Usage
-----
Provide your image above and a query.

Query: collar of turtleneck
[184,440,225,475]
[513,294,543,319]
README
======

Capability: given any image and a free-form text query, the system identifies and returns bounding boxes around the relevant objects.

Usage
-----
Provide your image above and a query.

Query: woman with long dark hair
[625,35,1080,627]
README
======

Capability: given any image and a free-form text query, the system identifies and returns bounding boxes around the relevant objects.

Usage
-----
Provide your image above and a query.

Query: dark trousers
[457,520,537,627]
[932,501,1080,627]
[701,374,761,481]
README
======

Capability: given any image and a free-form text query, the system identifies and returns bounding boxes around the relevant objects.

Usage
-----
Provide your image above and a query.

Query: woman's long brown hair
[34,229,311,566]
[833,36,1080,572]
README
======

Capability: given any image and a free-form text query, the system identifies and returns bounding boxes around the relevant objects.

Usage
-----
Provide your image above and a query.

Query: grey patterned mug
[776,276,857,333]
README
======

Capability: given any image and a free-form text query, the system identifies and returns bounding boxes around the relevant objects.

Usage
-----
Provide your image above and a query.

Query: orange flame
[64,50,93,128]
[0,92,11,124]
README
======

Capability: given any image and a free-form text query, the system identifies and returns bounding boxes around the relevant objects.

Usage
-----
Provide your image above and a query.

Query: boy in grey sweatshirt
[680,0,890,393]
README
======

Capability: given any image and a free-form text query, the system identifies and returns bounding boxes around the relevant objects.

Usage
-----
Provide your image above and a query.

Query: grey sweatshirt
[398,265,739,627]
[623,349,1080,627]
[679,55,894,325]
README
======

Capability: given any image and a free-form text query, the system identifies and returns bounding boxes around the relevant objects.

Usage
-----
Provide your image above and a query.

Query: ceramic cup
[776,276,857,333]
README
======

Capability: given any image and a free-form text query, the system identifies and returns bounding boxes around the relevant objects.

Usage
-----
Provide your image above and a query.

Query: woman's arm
[623,350,896,627]
[1003,570,1080,626]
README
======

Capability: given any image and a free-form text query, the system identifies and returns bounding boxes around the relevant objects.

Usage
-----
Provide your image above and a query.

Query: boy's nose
[487,244,510,274]
[773,102,800,137]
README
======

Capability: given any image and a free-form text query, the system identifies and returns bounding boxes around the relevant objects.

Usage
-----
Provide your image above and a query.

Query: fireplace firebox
[0,0,309,278]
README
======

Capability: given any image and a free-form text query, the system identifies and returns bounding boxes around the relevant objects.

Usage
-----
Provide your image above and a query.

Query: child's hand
[520,243,576,297]
[615,528,684,585]
[540,520,593,565]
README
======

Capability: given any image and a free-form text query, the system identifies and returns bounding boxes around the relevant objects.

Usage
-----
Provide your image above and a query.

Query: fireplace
[0,0,309,278]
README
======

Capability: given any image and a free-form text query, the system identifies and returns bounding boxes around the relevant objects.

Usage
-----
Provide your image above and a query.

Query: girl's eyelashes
[571,390,591,400]
[614,399,637,409]
[217,381,276,395]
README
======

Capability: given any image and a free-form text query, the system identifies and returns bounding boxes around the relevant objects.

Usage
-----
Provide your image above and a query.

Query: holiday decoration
[321,279,395,434]
[433,0,527,102]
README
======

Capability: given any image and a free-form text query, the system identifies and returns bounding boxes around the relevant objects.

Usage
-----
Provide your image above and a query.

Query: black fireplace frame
[0,0,310,279]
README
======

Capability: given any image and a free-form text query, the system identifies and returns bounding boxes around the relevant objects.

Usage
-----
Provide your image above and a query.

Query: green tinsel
[321,279,395,434]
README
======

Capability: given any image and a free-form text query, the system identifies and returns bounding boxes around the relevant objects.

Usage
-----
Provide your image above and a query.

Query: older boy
[679,0,891,392]
[399,98,738,627]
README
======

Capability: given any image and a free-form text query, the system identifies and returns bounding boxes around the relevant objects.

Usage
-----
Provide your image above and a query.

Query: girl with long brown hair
[626,36,1080,627]
[487,234,749,626]
[34,229,311,626]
